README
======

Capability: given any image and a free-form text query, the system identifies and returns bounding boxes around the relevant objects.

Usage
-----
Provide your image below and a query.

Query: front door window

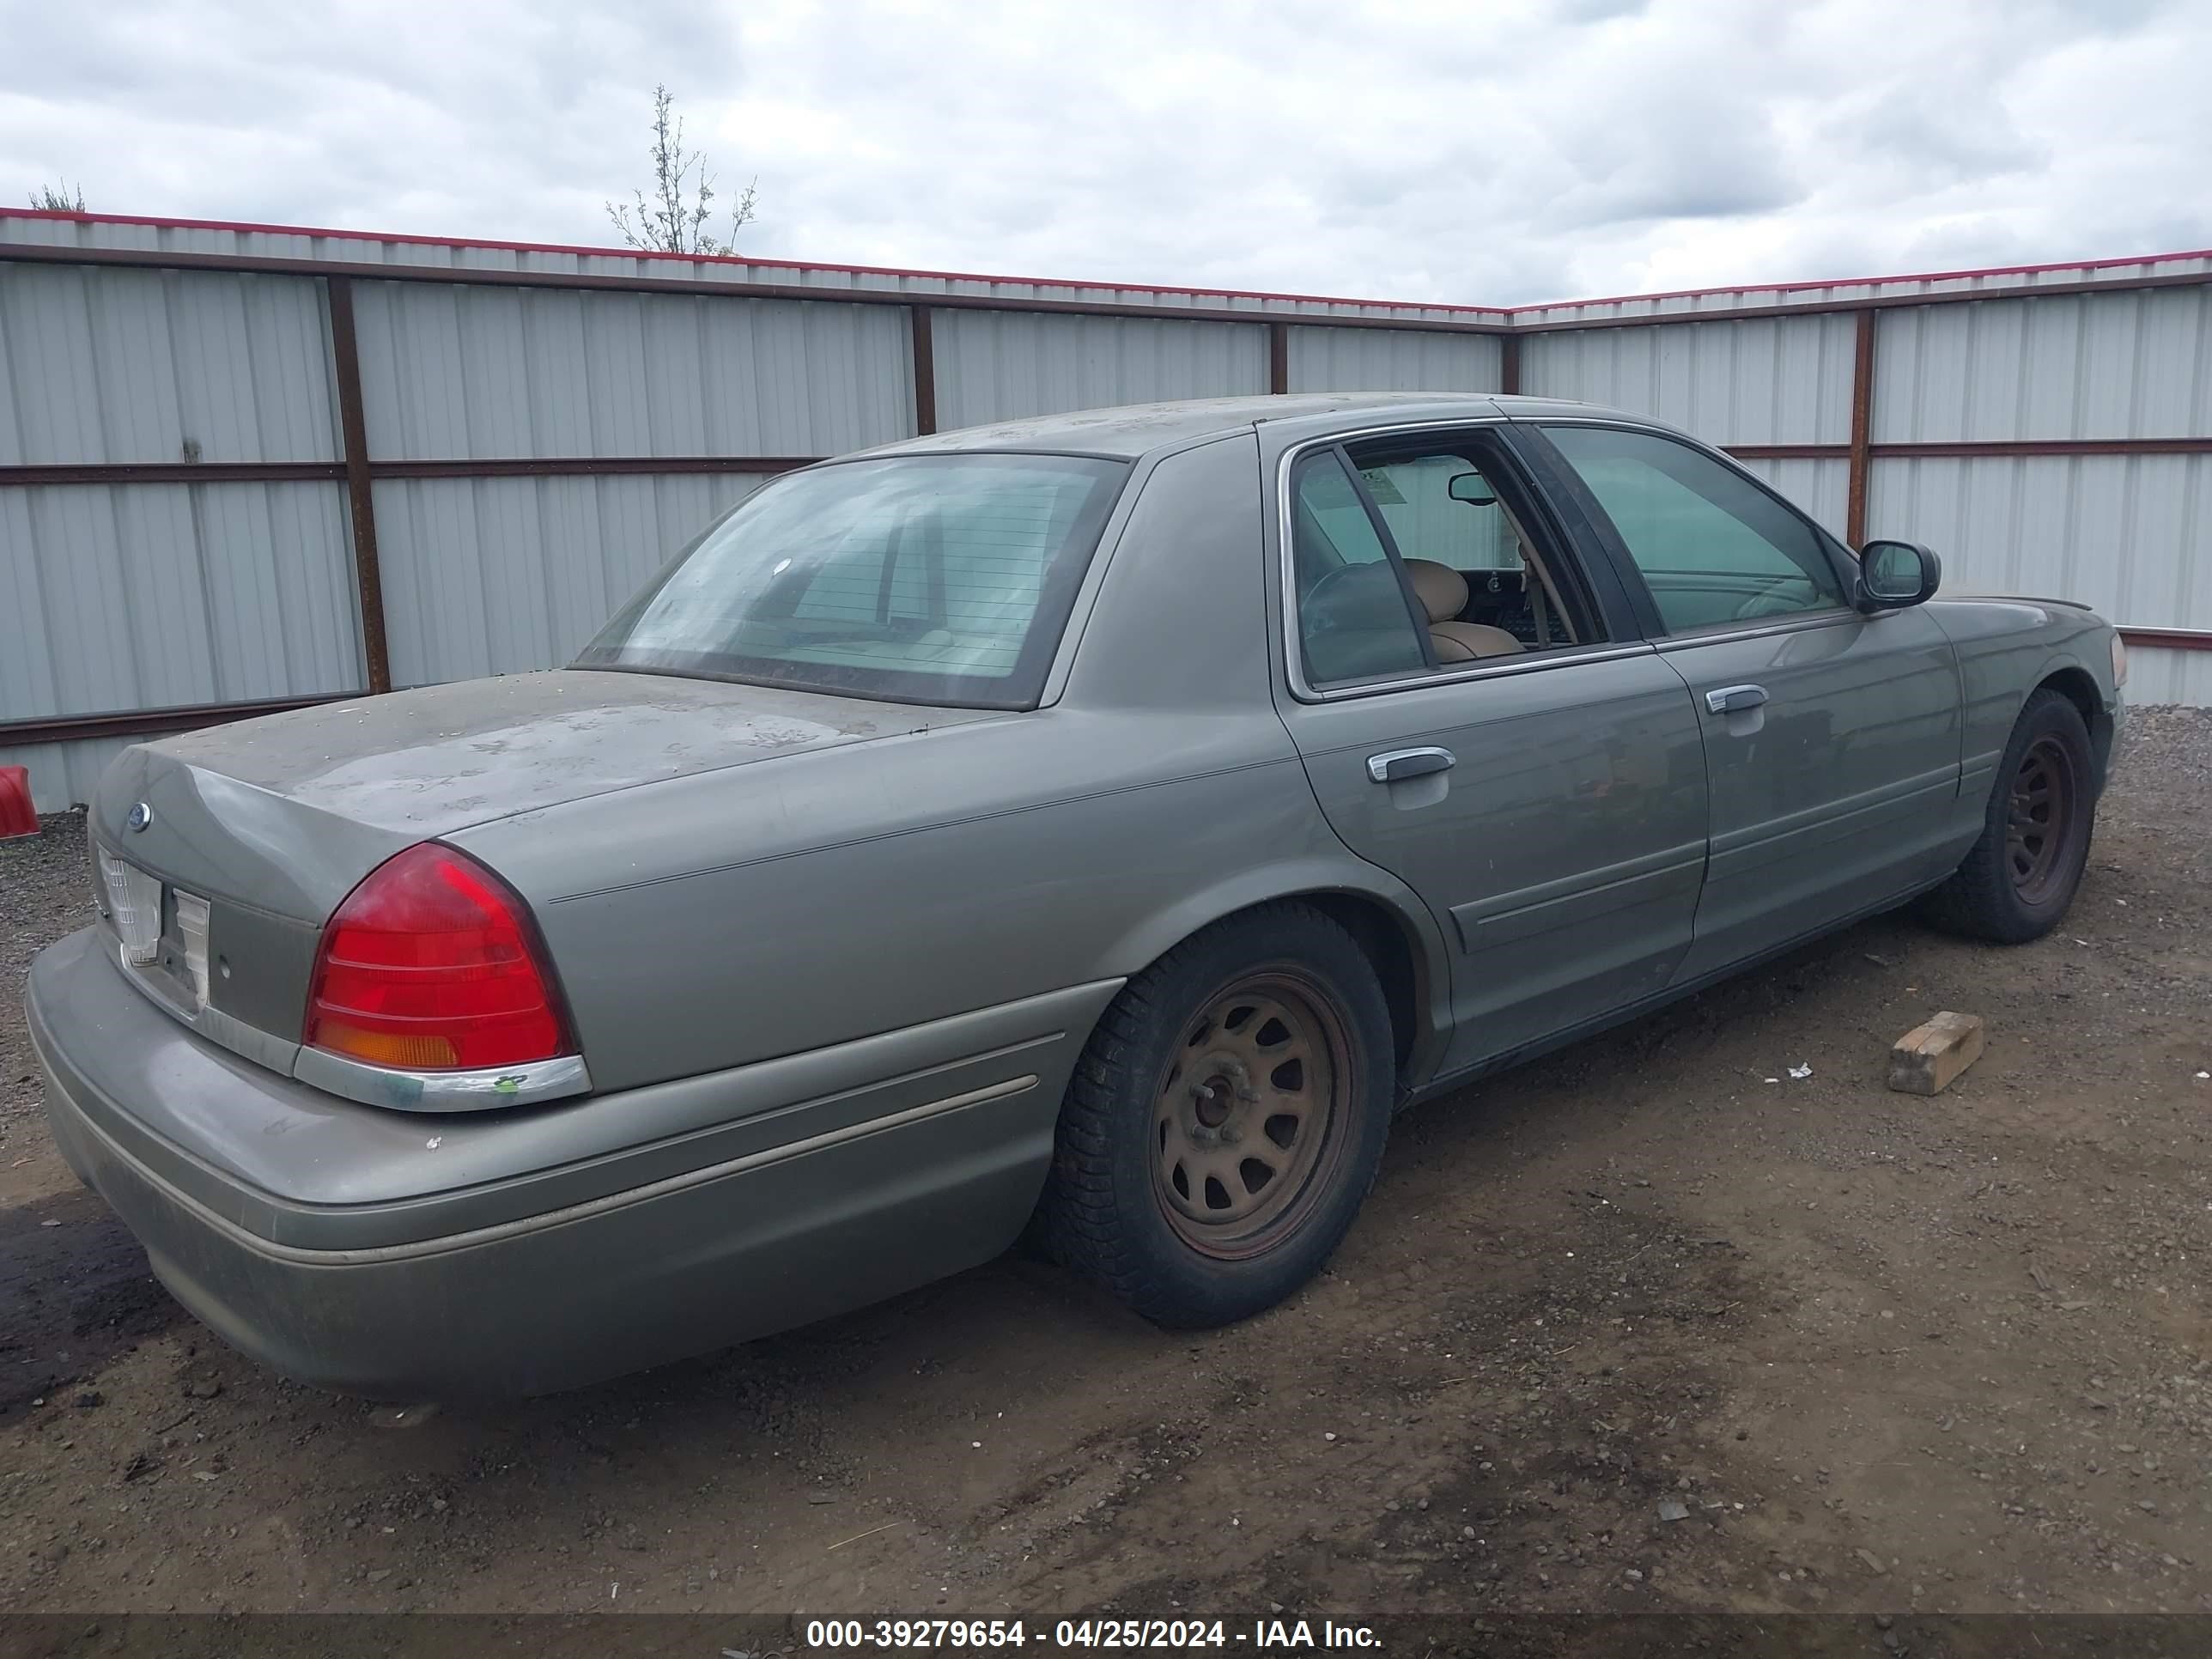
[1542,426,1845,633]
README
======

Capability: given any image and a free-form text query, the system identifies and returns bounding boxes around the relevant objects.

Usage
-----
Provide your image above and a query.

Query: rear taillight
[305,843,572,1072]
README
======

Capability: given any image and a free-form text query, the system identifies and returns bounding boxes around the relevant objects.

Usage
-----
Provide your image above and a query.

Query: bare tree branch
[30,180,87,212]
[605,86,757,257]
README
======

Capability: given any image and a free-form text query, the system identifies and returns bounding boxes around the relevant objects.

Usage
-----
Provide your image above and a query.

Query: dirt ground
[3,708,2209,1627]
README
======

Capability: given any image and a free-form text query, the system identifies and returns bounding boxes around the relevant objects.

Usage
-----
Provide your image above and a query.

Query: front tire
[1037,902,1394,1328]
[1923,687,2097,944]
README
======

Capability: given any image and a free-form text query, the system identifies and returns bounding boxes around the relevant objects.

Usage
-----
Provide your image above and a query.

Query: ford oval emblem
[125,801,153,833]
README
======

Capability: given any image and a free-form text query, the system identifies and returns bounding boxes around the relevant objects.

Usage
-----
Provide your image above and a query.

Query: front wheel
[1036,902,1395,1328]
[1923,687,2098,943]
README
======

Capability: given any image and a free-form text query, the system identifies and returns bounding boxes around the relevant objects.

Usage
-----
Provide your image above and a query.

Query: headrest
[1403,560,1468,623]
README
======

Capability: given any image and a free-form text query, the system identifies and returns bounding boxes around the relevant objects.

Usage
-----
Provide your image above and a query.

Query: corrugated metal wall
[0,478,367,805]
[353,283,917,459]
[1875,288,2212,441]
[2120,640,2212,705]
[1522,313,1859,447]
[1858,286,2212,702]
[932,310,1267,428]
[1,254,366,806]
[2,480,360,704]
[1733,458,1853,538]
[4,212,2209,809]
[1512,286,2210,702]
[1285,326,1502,394]
[346,280,916,684]
[1866,453,2212,701]
[373,472,766,685]
[0,261,338,465]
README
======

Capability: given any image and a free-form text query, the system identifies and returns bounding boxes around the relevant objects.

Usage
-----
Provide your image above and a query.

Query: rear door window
[1289,449,1431,687]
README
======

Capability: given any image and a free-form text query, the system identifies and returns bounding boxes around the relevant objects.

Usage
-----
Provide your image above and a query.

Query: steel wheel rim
[2006,734,2076,905]
[1152,969,1348,1260]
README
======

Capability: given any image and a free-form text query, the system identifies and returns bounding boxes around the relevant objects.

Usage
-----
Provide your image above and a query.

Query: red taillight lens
[305,843,572,1072]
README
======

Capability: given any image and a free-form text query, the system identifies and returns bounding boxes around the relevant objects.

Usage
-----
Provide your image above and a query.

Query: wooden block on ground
[1888,1011,1986,1096]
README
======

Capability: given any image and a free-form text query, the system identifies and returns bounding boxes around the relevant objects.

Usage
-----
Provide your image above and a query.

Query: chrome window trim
[1273,416,1656,704]
[292,1048,593,1113]
[1650,606,1864,651]
[1290,640,1661,703]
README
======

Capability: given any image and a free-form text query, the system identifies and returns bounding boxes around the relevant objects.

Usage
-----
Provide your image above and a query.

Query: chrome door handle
[1705,684,1768,715]
[1367,746,1455,783]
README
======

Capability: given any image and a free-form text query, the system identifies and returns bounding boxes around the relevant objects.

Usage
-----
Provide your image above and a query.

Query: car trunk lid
[86,669,988,1074]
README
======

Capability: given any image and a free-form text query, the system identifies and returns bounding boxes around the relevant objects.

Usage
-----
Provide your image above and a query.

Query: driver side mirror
[1857,539,1942,611]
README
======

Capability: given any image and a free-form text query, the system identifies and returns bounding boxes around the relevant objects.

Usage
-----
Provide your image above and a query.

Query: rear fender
[1090,854,1455,1087]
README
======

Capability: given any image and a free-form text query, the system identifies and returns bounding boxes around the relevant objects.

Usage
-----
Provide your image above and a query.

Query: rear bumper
[29,930,1113,1397]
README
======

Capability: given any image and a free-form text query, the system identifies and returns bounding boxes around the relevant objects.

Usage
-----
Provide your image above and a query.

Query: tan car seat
[1402,561,1525,662]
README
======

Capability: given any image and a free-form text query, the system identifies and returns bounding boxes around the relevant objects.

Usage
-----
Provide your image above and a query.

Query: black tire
[1923,687,2097,944]
[1036,902,1395,1328]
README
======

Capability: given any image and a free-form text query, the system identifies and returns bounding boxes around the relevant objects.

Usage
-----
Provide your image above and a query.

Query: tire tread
[1923,687,2094,944]
[1036,900,1390,1327]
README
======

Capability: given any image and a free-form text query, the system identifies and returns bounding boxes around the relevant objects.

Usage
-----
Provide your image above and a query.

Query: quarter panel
[456,434,1388,1095]
[505,736,1334,1091]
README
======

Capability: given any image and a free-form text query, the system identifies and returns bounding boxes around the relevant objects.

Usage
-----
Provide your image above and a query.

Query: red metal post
[324,276,393,695]
[1846,309,1876,549]
[910,307,938,436]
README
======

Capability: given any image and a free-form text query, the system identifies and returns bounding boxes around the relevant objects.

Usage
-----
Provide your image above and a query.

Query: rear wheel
[1037,902,1394,1328]
[1923,688,2097,943]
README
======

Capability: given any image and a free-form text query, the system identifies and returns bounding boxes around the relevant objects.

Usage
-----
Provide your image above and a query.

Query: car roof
[860,393,1649,462]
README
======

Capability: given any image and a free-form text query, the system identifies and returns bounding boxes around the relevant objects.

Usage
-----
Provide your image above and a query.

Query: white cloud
[2,0,2207,304]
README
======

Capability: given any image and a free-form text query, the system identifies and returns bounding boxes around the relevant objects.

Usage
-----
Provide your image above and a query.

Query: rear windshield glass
[575,453,1129,708]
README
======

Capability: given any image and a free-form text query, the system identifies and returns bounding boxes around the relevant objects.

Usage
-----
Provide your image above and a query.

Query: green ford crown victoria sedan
[28,393,2126,1396]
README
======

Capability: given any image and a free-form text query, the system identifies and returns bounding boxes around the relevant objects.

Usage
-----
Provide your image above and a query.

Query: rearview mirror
[1857,539,1941,611]
[1447,473,1497,507]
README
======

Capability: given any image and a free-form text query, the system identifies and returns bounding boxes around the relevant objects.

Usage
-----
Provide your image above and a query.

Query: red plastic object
[305,842,572,1071]
[0,766,36,839]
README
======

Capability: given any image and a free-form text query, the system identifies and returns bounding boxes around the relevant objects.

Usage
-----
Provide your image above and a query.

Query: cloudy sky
[3,0,2209,307]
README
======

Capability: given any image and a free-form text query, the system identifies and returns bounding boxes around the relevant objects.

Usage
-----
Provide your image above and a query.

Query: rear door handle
[1367,746,1455,783]
[1704,684,1768,715]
